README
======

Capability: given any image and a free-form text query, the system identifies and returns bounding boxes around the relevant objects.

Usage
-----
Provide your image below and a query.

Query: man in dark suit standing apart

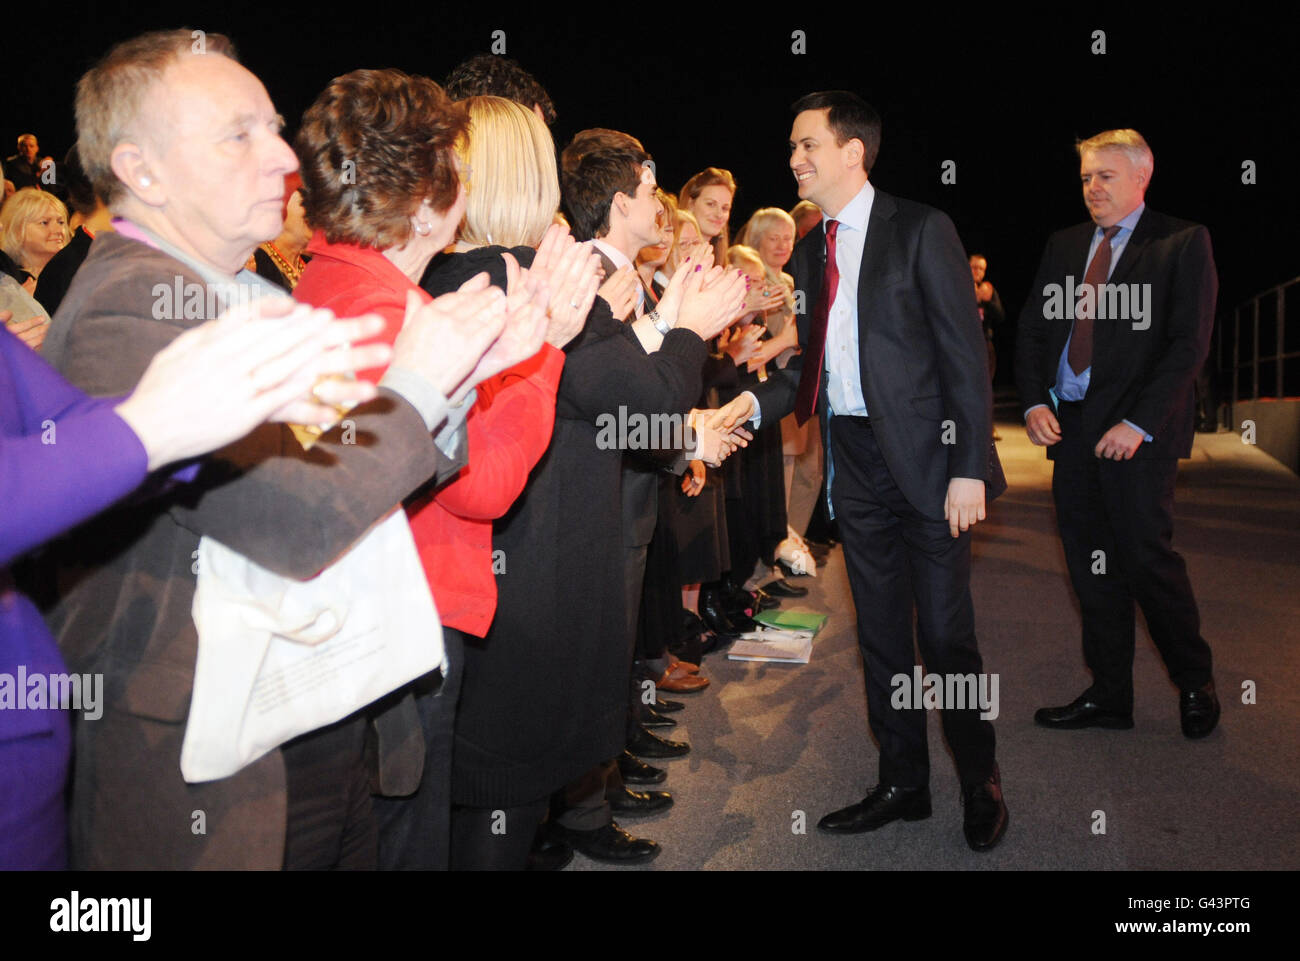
[1017,129,1220,738]
[723,90,1008,851]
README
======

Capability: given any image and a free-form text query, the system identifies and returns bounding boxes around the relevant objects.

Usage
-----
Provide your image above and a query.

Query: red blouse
[294,232,563,637]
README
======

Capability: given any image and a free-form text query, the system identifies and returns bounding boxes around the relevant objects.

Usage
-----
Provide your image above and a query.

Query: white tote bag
[181,508,444,783]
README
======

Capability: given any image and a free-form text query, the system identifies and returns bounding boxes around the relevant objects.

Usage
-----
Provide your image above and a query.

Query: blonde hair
[725,244,764,274]
[666,207,703,272]
[0,188,69,269]
[75,29,239,208]
[737,207,795,251]
[1077,128,1153,179]
[459,96,560,248]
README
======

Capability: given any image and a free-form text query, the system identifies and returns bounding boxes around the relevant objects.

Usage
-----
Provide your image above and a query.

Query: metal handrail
[1219,274,1300,428]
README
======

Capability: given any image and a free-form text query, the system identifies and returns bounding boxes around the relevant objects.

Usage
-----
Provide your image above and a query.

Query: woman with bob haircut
[293,73,597,871]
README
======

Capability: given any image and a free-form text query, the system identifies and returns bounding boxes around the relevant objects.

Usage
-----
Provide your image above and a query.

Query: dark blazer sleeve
[916,208,992,480]
[1125,225,1217,437]
[1016,232,1064,416]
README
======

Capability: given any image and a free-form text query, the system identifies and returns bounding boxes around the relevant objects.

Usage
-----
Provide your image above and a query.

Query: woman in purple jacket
[0,301,391,869]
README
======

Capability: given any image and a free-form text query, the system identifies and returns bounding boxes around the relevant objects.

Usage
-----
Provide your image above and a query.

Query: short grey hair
[75,29,239,206]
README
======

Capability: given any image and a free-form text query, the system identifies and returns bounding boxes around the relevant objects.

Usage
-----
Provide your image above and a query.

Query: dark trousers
[449,798,549,870]
[371,627,464,870]
[829,416,996,788]
[1051,401,1212,711]
[281,712,376,870]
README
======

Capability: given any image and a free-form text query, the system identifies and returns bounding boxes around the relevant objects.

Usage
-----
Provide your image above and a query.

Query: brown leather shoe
[655,667,710,693]
[667,652,700,674]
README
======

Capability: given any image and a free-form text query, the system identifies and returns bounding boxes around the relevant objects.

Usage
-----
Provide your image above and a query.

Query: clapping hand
[529,223,600,348]
[597,265,639,322]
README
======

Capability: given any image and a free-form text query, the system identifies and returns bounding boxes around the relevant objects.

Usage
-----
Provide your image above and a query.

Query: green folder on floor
[751,610,827,633]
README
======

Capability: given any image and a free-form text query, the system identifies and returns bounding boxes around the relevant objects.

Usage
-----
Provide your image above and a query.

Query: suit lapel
[856,190,899,322]
[1106,207,1155,288]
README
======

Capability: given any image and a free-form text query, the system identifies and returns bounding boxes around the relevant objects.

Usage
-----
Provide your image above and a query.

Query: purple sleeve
[1,327,148,565]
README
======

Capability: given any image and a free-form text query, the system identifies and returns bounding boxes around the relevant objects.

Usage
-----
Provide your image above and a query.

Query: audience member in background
[721,244,803,597]
[41,28,521,871]
[248,172,311,290]
[5,134,41,191]
[740,206,822,579]
[970,253,1003,381]
[679,167,736,264]
[33,146,113,317]
[444,52,556,127]
[1,188,69,292]
[789,199,821,240]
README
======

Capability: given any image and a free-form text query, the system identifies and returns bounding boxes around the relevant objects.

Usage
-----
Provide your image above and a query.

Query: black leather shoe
[760,578,808,598]
[698,588,741,637]
[627,725,690,759]
[549,822,659,864]
[618,750,667,785]
[962,764,1009,852]
[753,591,781,612]
[654,697,685,714]
[1180,680,1220,739]
[525,833,574,871]
[817,784,932,834]
[1034,693,1133,730]
[607,786,673,817]
[641,706,677,729]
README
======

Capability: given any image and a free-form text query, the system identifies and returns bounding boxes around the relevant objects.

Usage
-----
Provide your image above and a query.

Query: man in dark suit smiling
[726,90,1008,852]
[1017,129,1219,740]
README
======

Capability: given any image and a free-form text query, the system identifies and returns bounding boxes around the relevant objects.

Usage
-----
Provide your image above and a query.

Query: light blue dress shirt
[1027,202,1152,440]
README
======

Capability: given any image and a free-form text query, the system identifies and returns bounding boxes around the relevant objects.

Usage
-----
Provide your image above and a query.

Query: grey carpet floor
[572,426,1300,870]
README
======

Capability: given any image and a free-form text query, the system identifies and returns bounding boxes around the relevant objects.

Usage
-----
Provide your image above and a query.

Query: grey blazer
[41,233,465,869]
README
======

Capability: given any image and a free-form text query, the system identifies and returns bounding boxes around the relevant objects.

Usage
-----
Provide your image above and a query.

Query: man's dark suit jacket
[1015,208,1217,460]
[750,188,998,521]
[593,247,698,549]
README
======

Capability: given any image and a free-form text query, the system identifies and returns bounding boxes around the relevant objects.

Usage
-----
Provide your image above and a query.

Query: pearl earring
[414,221,433,237]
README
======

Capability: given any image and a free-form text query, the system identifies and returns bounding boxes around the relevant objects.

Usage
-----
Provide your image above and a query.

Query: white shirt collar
[824,180,875,234]
[593,238,634,272]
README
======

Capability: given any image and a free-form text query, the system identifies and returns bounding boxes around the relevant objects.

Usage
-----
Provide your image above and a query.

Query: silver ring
[569,301,581,310]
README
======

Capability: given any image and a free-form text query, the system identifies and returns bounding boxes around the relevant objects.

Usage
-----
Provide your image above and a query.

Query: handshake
[683,393,758,469]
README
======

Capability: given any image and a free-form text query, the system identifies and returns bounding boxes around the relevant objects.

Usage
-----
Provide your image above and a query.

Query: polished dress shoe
[656,666,710,693]
[618,750,667,785]
[641,706,678,729]
[817,784,932,834]
[607,785,673,817]
[654,697,685,714]
[753,591,782,612]
[549,822,659,864]
[525,833,574,871]
[962,764,1008,852]
[1180,680,1220,739]
[627,725,690,759]
[1034,693,1133,730]
[698,589,741,637]
[760,578,808,598]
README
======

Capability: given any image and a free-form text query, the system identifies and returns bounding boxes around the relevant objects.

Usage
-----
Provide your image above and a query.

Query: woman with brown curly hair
[293,70,594,870]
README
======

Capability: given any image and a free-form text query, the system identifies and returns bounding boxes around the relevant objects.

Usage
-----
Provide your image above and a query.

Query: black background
[6,3,1298,354]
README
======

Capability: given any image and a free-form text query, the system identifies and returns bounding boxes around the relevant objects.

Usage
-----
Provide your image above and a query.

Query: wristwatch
[647,308,671,336]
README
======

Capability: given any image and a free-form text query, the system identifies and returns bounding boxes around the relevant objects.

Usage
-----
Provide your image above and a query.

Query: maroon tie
[1067,225,1121,375]
[794,219,839,425]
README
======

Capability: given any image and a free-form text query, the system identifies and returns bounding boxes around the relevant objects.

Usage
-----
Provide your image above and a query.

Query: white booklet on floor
[727,629,815,664]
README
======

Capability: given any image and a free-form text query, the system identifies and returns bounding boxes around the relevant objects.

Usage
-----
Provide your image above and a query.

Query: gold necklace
[263,242,304,289]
